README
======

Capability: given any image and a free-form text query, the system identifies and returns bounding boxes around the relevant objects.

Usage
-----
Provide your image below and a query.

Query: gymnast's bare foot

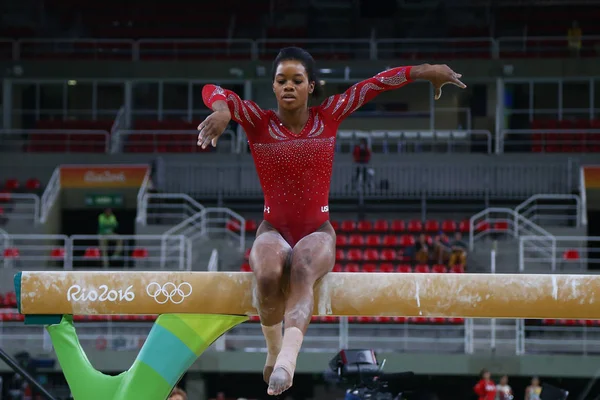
[267,366,293,396]
[263,365,274,384]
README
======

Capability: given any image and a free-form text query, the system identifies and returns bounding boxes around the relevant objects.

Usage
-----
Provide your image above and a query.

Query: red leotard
[202,66,413,246]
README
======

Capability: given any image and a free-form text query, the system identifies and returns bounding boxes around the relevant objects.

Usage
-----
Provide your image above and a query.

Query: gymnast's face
[273,60,315,111]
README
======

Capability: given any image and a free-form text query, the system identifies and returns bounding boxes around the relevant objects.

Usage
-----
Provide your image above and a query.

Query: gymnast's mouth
[282,94,296,100]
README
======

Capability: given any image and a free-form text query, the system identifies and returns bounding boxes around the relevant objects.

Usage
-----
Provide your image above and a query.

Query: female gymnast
[198,47,466,396]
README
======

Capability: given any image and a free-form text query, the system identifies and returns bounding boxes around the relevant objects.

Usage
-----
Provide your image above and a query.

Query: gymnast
[198,47,466,396]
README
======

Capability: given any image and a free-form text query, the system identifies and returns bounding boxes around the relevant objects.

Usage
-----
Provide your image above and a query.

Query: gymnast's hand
[197,108,231,149]
[412,64,467,100]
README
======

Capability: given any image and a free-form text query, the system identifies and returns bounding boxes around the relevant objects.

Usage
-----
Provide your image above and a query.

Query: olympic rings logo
[146,282,193,304]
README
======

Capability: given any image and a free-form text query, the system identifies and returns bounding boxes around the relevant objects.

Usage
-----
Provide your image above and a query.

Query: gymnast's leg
[268,222,336,396]
[250,221,292,384]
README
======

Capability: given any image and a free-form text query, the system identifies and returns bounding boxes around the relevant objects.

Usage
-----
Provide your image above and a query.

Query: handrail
[0,129,111,153]
[193,207,246,252]
[137,193,205,226]
[580,167,588,227]
[135,171,152,225]
[40,167,60,224]
[115,129,237,153]
[501,129,600,152]
[514,194,582,228]
[6,35,600,61]
[207,249,219,272]
[0,193,40,224]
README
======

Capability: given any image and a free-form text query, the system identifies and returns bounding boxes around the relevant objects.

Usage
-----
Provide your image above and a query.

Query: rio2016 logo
[67,285,135,302]
[146,282,192,304]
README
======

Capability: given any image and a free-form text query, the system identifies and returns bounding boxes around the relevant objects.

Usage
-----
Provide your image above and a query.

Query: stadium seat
[4,179,19,191]
[459,220,470,233]
[562,249,580,261]
[382,235,398,247]
[494,221,509,232]
[373,220,389,232]
[332,263,343,272]
[390,220,405,232]
[245,220,258,232]
[363,249,379,261]
[432,264,448,273]
[5,292,16,307]
[396,264,412,273]
[335,249,345,261]
[131,247,148,259]
[336,235,348,247]
[240,263,252,272]
[357,220,372,232]
[349,234,365,246]
[424,220,439,233]
[400,235,415,247]
[25,178,41,191]
[346,249,363,261]
[340,220,356,232]
[407,220,423,233]
[414,264,430,273]
[450,265,465,273]
[379,263,394,273]
[344,263,360,273]
[50,247,66,260]
[362,263,377,273]
[244,248,251,260]
[83,247,101,259]
[380,249,397,261]
[365,234,381,247]
[441,220,457,232]
[3,247,19,259]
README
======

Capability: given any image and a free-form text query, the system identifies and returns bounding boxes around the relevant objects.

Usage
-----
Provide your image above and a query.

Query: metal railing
[469,208,556,269]
[519,235,600,272]
[1,318,599,356]
[0,129,110,153]
[3,36,600,61]
[137,193,205,226]
[135,171,152,225]
[0,193,40,225]
[501,129,600,153]
[335,129,492,155]
[40,167,60,224]
[514,194,582,228]
[0,234,71,269]
[113,129,237,154]
[195,207,246,252]
[207,249,219,272]
[163,161,574,200]
[70,234,187,270]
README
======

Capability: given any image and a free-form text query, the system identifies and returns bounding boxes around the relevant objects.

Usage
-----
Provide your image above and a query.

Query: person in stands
[474,369,496,400]
[525,377,542,400]
[352,138,372,190]
[168,387,187,400]
[496,375,513,400]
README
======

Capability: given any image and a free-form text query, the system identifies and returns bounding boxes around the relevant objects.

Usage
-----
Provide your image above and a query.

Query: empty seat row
[248,315,466,325]
[529,119,600,153]
[2,178,41,192]
[2,247,149,259]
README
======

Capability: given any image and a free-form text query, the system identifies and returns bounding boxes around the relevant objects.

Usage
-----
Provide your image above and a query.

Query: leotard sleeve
[318,66,413,123]
[202,84,266,133]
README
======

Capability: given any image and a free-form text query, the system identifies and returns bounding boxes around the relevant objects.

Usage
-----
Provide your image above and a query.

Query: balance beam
[14,271,600,319]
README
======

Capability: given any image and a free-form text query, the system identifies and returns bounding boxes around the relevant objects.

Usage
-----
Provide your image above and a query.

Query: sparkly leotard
[202,66,413,246]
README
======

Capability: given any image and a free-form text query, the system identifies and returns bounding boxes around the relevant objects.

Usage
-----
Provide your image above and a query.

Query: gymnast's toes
[267,367,293,396]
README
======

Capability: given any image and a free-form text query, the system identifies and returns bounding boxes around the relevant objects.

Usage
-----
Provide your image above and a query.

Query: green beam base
[47,314,247,400]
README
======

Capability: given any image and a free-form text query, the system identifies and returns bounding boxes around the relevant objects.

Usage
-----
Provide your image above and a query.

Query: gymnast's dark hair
[272,47,324,98]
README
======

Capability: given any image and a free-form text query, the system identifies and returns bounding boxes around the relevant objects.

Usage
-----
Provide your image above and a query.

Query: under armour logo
[264,206,270,213]
[321,205,329,212]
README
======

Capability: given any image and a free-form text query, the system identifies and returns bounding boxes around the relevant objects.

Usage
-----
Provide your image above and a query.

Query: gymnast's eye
[277,80,286,85]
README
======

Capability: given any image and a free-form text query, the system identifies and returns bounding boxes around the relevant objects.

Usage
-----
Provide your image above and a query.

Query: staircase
[136,194,246,271]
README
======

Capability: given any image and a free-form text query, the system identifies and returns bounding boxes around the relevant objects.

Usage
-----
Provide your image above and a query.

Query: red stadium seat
[336,235,348,247]
[432,264,447,273]
[448,318,465,324]
[3,248,19,259]
[380,249,397,261]
[245,220,258,232]
[365,235,381,247]
[4,179,19,191]
[25,178,41,191]
[494,220,509,232]
[430,317,446,324]
[240,263,252,272]
[450,265,465,273]
[332,263,343,272]
[357,220,372,232]
[5,292,17,307]
[441,220,457,233]
[414,264,430,273]
[346,249,363,261]
[410,317,428,324]
[349,234,365,246]
[379,263,394,273]
[373,220,389,232]
[50,247,66,260]
[131,247,148,259]
[424,220,439,233]
[400,235,415,247]
[340,220,356,232]
[396,264,412,273]
[458,220,470,233]
[83,247,101,259]
[390,220,405,232]
[393,317,407,323]
[475,221,490,232]
[244,248,251,260]
[227,219,241,232]
[363,249,379,261]
[344,263,360,272]
[562,249,580,260]
[407,220,423,233]
[382,235,398,247]
[362,263,377,273]
[330,221,340,230]
[335,249,345,261]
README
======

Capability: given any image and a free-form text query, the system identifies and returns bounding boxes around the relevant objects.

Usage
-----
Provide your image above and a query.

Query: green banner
[85,194,124,208]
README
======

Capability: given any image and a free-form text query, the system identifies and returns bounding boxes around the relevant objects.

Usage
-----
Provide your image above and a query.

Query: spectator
[448,232,467,269]
[415,234,430,264]
[98,208,122,268]
[525,377,542,400]
[433,233,451,264]
[474,369,496,400]
[567,20,582,57]
[169,387,187,400]
[496,375,513,400]
[352,138,372,190]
